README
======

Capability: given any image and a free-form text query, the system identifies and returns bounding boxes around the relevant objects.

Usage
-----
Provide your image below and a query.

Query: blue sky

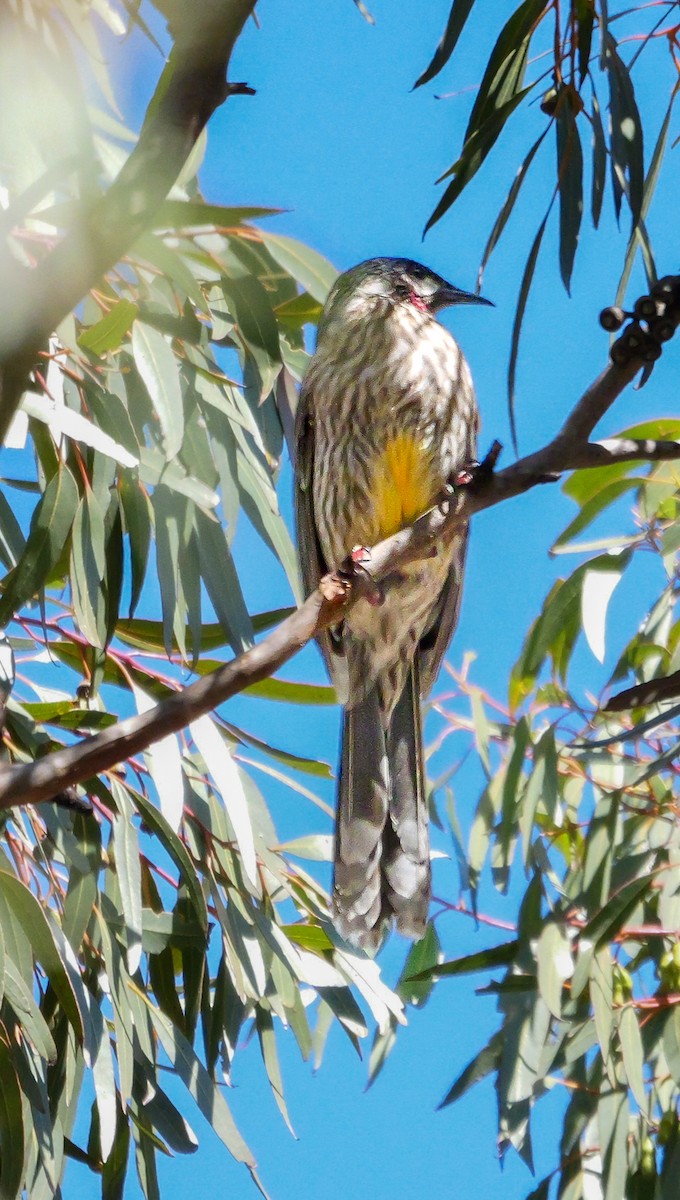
[70,3,680,1198]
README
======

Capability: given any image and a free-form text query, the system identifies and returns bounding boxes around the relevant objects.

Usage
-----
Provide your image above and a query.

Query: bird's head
[318,257,492,337]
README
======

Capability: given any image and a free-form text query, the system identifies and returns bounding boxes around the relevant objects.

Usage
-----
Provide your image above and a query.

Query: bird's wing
[294,383,349,703]
[417,526,469,698]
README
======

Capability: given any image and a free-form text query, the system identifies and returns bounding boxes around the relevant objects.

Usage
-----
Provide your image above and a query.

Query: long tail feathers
[333,663,430,950]
[383,660,430,939]
[333,691,390,948]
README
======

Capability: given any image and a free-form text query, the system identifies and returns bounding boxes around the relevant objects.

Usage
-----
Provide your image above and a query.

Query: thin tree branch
[0,0,257,443]
[571,437,680,467]
[0,323,679,811]
[605,668,680,712]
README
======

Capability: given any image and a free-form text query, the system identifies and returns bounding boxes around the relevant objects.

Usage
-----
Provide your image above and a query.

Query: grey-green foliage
[416,1,680,436]
[0,5,407,1197]
[404,436,680,1200]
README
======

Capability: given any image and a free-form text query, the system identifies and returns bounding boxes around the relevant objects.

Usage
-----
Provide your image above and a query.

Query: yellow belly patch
[371,432,435,541]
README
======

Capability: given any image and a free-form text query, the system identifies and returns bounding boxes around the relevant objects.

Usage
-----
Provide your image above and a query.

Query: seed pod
[610,338,630,366]
[634,295,664,320]
[540,86,560,115]
[622,321,646,352]
[599,305,625,331]
[648,316,676,343]
[642,339,662,362]
[651,275,680,301]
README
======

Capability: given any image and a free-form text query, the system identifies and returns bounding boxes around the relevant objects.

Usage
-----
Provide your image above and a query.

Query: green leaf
[131,686,184,835]
[581,555,627,663]
[244,677,336,705]
[111,781,143,975]
[662,1007,680,1085]
[70,489,108,648]
[598,1087,629,1200]
[95,912,135,1108]
[426,86,534,233]
[526,1178,551,1200]
[142,1085,198,1156]
[414,0,476,88]
[0,921,5,1009]
[135,234,210,314]
[0,492,25,572]
[409,939,518,982]
[463,0,546,140]
[605,34,644,224]
[153,200,281,229]
[79,299,139,354]
[224,720,332,780]
[20,700,115,731]
[316,986,367,1043]
[556,101,583,294]
[510,562,587,705]
[0,1032,24,1200]
[618,1006,646,1110]
[478,129,548,285]
[3,957,56,1062]
[616,83,678,305]
[274,293,323,327]
[397,923,441,1005]
[255,1007,295,1135]
[139,991,256,1167]
[190,716,260,897]
[92,1009,118,1163]
[584,874,651,949]
[281,923,334,952]
[102,1108,130,1200]
[367,1018,398,1090]
[63,867,98,952]
[118,475,151,624]
[554,477,639,549]
[591,88,606,229]
[257,232,337,303]
[352,0,375,23]
[498,715,531,866]
[104,504,125,645]
[221,275,282,401]
[125,786,207,932]
[576,0,594,83]
[22,387,137,465]
[507,207,551,452]
[130,1108,162,1200]
[0,869,84,1043]
[470,687,492,777]
[536,921,572,1019]
[151,485,189,659]
[519,726,558,862]
[438,1030,504,1109]
[196,511,253,654]
[132,321,184,460]
[87,388,140,462]
[0,464,78,626]
[233,443,302,603]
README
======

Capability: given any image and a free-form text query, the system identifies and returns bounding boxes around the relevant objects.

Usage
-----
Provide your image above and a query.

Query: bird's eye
[395,279,429,311]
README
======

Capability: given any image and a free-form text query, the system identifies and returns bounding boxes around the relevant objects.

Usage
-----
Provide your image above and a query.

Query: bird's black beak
[434,284,494,310]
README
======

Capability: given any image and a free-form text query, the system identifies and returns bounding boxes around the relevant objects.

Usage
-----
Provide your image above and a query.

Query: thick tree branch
[0,328,678,811]
[0,0,257,444]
